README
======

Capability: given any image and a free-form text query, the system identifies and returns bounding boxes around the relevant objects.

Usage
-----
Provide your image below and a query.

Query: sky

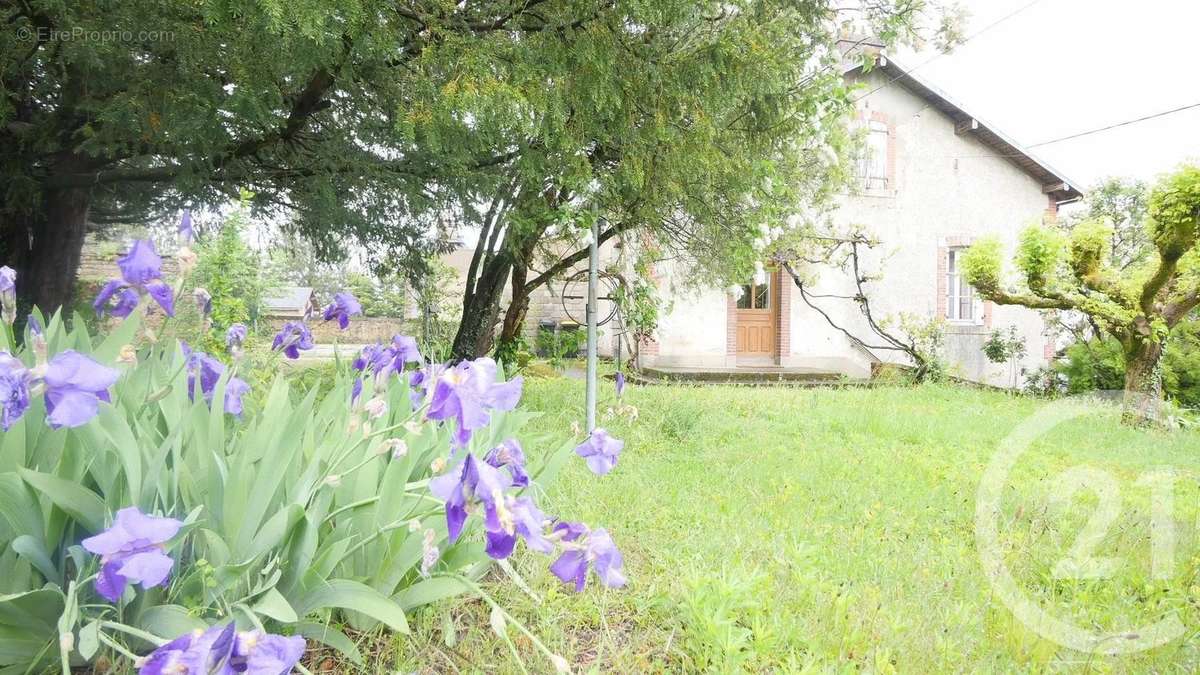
[889,0,1200,188]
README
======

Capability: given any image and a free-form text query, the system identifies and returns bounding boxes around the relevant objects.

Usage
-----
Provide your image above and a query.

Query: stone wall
[267,316,413,344]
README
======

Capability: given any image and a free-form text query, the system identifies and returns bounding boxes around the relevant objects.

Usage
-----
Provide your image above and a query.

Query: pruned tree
[963,165,1200,424]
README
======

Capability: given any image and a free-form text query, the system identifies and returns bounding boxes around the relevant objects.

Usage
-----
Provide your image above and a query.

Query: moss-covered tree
[963,165,1200,423]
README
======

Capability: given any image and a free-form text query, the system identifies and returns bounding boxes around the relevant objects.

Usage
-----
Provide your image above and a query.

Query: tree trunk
[498,262,530,347]
[449,251,513,361]
[1122,340,1165,426]
[2,180,92,315]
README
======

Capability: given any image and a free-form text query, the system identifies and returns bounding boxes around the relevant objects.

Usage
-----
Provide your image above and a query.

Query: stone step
[632,366,870,387]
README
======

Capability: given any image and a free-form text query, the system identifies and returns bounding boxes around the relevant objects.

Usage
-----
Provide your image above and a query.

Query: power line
[935,101,1200,162]
[1027,101,1200,148]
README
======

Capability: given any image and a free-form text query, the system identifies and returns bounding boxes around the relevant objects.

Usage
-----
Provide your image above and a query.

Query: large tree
[963,165,1200,423]
[0,0,579,311]
[429,0,963,360]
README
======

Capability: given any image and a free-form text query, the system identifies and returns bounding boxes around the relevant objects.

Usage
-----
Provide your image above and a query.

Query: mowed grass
[387,378,1200,673]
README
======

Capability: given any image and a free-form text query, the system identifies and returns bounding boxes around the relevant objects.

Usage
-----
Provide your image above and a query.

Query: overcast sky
[888,0,1200,189]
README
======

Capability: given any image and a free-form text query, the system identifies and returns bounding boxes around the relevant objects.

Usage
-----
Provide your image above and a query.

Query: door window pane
[736,285,753,309]
[754,278,770,309]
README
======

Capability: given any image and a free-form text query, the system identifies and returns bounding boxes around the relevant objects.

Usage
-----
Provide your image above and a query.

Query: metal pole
[585,216,600,432]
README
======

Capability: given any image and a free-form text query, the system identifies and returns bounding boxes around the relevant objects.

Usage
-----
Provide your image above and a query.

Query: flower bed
[0,218,626,674]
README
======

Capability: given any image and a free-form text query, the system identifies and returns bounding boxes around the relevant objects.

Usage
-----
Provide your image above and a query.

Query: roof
[841,46,1083,204]
[262,286,315,313]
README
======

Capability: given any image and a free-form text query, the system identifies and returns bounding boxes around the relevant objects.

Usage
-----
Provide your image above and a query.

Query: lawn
[391,376,1200,673]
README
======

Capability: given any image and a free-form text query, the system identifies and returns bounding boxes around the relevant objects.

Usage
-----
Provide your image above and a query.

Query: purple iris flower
[391,334,422,365]
[574,428,624,475]
[0,352,30,430]
[0,266,15,324]
[138,622,234,675]
[271,321,313,359]
[322,291,362,329]
[549,523,627,591]
[484,495,553,559]
[0,266,15,294]
[44,350,120,429]
[229,630,307,675]
[429,453,511,543]
[93,240,175,318]
[185,351,250,416]
[484,439,529,488]
[426,357,523,448]
[615,371,626,398]
[81,507,183,602]
[27,314,42,338]
[178,210,195,245]
[93,279,140,319]
[408,366,435,409]
[353,343,392,374]
[226,323,248,350]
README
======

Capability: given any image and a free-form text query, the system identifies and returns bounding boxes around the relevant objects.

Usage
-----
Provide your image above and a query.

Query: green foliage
[1068,218,1114,279]
[0,310,569,672]
[1056,337,1129,395]
[1015,224,1066,293]
[961,237,1004,297]
[1057,325,1200,408]
[895,313,948,381]
[346,272,407,318]
[535,327,587,370]
[1148,165,1200,258]
[192,203,271,339]
[983,325,1027,365]
[612,253,660,352]
[1064,177,1150,269]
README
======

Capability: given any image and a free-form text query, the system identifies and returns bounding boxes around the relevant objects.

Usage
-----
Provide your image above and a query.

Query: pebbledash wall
[642,67,1064,387]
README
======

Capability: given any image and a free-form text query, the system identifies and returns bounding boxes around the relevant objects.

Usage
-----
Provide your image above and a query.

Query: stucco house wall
[641,57,1078,387]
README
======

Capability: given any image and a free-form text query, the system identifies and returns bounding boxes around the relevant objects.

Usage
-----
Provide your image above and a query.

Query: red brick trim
[868,110,897,191]
[640,335,659,356]
[938,236,992,323]
[1045,194,1058,224]
[775,269,790,363]
[726,293,738,358]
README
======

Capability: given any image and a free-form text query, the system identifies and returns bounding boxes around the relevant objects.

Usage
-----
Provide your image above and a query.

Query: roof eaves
[845,56,1083,203]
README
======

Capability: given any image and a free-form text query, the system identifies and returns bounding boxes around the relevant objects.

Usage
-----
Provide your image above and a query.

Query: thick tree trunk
[498,263,530,347]
[450,251,513,361]
[2,181,92,315]
[1122,340,1165,426]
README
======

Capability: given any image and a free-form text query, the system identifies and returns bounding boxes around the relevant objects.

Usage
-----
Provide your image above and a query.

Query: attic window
[857,120,890,191]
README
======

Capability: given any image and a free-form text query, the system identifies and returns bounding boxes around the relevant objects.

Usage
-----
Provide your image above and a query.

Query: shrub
[0,235,629,673]
[1055,323,1200,408]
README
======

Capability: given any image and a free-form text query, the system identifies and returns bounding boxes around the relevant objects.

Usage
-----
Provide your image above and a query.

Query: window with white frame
[856,120,889,191]
[946,247,976,321]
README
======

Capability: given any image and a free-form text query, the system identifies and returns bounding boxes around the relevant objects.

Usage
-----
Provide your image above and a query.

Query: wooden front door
[735,270,777,358]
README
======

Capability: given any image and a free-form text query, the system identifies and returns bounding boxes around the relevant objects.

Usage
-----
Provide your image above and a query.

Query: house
[262,286,317,320]
[635,40,1083,387]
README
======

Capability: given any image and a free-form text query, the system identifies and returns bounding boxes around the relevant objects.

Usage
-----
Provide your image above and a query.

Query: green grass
[383,378,1200,673]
